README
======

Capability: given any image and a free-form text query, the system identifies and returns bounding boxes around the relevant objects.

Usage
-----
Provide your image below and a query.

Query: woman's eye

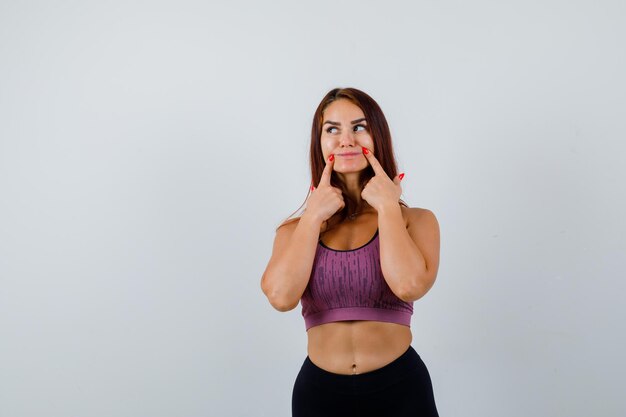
[326,126,338,134]
[353,124,367,132]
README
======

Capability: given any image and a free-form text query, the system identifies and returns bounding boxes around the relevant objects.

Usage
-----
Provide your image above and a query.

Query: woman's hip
[292,345,439,416]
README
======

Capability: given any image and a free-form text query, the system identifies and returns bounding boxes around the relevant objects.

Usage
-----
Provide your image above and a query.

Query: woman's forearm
[377,204,429,302]
[261,212,322,311]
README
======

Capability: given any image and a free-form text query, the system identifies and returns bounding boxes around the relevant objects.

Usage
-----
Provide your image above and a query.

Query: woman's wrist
[300,210,324,229]
[376,202,402,217]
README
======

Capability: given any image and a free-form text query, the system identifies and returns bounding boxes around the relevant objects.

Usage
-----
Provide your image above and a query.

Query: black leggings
[292,345,439,417]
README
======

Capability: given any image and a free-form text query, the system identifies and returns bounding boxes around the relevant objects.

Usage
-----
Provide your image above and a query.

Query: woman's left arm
[377,205,440,302]
[361,147,440,302]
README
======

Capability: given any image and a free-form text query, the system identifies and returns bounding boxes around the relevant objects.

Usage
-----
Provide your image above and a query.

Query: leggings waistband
[300,345,423,394]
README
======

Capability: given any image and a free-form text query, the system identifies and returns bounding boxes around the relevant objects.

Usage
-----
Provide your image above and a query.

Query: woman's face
[320,99,374,174]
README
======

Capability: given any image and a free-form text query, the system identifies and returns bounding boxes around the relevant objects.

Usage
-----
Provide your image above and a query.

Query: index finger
[318,154,335,187]
[362,147,387,176]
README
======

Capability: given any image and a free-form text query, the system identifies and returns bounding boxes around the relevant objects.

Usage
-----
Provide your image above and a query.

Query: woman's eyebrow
[322,118,367,126]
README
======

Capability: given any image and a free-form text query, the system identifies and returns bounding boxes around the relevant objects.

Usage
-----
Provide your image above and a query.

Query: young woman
[261,88,440,416]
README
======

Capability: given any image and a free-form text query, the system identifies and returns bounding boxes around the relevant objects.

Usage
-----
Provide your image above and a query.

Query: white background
[1,1,625,416]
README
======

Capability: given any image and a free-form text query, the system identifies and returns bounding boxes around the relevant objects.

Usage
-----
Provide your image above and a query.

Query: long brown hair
[278,87,407,230]
[310,88,406,221]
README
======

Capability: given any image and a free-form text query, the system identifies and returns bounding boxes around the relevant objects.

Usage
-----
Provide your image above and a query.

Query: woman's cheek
[359,135,374,149]
[320,141,332,159]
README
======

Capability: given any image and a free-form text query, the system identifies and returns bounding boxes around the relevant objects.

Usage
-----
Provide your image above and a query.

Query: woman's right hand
[304,155,345,224]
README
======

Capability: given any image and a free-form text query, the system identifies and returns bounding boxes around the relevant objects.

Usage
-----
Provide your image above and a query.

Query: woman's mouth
[337,152,361,158]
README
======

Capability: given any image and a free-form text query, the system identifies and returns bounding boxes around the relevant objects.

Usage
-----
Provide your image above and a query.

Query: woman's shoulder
[400,206,438,228]
[400,205,436,216]
[274,217,302,239]
[277,216,300,229]
[275,215,328,234]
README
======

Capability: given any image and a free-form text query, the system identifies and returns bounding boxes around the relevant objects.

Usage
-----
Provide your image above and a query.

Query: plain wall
[1,1,625,416]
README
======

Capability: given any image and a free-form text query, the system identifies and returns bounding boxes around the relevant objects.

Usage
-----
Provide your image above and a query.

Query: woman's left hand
[361,147,404,211]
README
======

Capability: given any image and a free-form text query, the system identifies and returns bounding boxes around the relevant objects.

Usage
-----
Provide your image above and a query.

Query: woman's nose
[339,130,356,146]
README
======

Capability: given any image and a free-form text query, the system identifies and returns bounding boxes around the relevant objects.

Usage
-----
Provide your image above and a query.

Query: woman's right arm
[261,155,343,311]
[260,212,323,311]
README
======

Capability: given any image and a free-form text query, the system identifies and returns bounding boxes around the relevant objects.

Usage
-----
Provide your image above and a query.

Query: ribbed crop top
[300,229,414,331]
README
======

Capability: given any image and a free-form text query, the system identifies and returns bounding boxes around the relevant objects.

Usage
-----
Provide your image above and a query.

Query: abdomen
[306,321,412,375]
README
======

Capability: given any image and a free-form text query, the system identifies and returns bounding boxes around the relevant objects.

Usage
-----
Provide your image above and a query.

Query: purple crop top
[300,229,414,331]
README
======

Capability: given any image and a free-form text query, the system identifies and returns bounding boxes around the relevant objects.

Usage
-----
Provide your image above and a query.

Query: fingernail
[329,154,334,161]
[310,185,315,191]
[362,147,369,154]
[399,173,405,181]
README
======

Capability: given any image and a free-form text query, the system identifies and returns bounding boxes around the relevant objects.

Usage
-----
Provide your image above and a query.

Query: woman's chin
[333,168,365,175]
[333,162,368,174]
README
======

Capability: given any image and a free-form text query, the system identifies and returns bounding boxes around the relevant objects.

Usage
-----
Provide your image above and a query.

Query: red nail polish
[329,154,334,161]
[399,173,405,181]
[310,185,315,191]
[362,147,368,154]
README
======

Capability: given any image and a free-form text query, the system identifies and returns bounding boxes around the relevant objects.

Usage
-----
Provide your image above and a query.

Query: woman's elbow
[261,279,299,312]
[266,293,299,312]
[398,286,426,303]
[398,275,437,303]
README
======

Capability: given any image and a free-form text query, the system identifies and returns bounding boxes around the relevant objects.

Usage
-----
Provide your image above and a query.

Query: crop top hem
[303,307,412,331]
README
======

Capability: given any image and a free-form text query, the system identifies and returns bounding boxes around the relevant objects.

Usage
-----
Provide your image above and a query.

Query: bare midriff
[306,320,412,375]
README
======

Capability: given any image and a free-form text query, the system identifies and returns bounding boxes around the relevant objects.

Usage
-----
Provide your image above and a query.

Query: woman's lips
[337,152,361,158]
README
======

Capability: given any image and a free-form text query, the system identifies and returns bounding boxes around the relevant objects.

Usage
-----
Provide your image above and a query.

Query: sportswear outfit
[292,229,439,416]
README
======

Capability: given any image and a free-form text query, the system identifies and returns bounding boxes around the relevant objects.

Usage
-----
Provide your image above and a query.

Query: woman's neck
[337,171,363,202]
